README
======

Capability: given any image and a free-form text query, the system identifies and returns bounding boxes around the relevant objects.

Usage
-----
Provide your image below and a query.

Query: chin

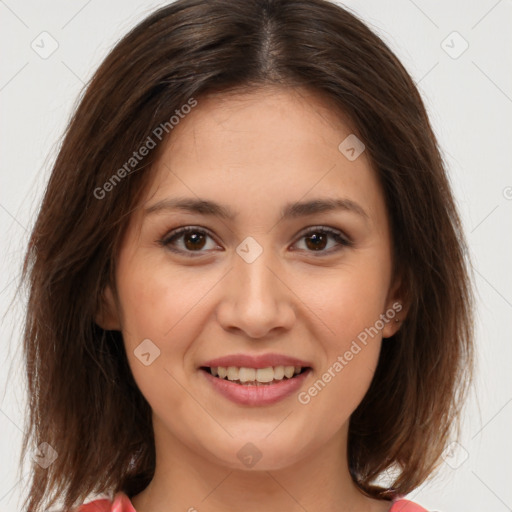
[201,436,306,472]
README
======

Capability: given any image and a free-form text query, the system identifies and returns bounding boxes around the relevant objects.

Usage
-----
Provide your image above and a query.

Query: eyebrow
[144,196,369,222]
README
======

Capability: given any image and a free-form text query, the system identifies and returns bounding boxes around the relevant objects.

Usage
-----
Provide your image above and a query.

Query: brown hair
[18,0,474,510]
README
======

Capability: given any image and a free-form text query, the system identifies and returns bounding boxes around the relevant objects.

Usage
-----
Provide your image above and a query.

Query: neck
[130,416,388,512]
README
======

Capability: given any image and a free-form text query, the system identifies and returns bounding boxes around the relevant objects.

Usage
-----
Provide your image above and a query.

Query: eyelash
[158,225,353,257]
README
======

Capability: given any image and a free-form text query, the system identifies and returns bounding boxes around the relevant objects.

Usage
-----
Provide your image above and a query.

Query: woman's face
[99,86,404,470]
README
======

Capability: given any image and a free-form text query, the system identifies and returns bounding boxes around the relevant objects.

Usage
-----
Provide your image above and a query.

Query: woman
[19,1,474,511]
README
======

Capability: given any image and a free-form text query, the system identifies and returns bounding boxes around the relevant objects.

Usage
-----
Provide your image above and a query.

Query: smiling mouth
[200,365,311,386]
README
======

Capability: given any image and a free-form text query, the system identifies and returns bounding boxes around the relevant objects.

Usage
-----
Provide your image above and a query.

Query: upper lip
[200,353,313,369]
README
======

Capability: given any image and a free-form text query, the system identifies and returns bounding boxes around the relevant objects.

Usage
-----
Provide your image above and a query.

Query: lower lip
[200,368,312,406]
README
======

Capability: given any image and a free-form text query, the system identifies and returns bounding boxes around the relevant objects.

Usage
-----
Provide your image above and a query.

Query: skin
[97,86,408,512]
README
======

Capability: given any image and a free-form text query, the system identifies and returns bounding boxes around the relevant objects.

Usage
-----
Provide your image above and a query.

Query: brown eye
[182,231,207,250]
[159,225,352,258]
[304,232,329,251]
[293,227,352,255]
[160,227,219,256]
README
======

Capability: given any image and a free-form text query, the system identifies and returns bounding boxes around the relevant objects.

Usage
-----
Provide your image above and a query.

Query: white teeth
[283,366,295,378]
[256,367,274,383]
[227,366,239,380]
[238,367,256,382]
[208,365,305,383]
[273,366,285,380]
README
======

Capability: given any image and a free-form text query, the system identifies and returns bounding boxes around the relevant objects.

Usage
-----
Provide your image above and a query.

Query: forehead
[173,86,357,152]
[136,86,387,229]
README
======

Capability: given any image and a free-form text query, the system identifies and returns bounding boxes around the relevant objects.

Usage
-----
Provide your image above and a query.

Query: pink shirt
[77,491,428,511]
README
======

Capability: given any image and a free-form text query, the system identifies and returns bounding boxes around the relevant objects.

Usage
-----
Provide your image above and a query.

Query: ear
[381,273,410,339]
[95,285,122,331]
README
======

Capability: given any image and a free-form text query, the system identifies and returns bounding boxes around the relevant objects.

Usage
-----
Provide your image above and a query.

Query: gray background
[1,1,511,511]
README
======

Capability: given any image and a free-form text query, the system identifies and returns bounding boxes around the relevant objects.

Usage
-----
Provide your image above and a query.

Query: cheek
[300,260,389,404]
[298,292,384,434]
[116,255,217,346]
[115,260,212,417]
[115,256,226,403]
[301,340,381,442]
[308,261,391,344]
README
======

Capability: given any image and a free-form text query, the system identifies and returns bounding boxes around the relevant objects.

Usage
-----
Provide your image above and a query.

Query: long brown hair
[18,0,474,510]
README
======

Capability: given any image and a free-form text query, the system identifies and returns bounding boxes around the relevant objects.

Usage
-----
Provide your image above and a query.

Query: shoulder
[76,493,428,512]
[389,498,429,511]
[76,492,136,512]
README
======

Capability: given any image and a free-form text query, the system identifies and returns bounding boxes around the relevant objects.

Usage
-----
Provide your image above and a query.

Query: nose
[215,245,296,339]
